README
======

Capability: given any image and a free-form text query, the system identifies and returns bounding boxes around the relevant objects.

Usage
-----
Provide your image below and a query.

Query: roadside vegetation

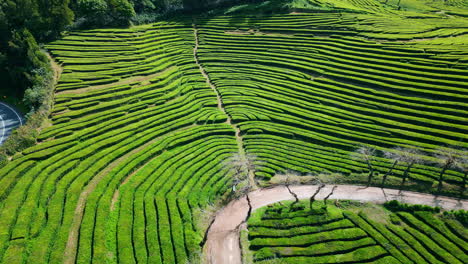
[245,200,467,263]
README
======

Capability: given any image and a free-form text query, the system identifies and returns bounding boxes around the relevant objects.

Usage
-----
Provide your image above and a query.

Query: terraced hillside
[0,0,466,263]
[245,200,468,263]
[196,13,468,188]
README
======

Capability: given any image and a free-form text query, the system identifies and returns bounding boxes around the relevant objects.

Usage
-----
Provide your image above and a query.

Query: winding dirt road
[204,184,467,264]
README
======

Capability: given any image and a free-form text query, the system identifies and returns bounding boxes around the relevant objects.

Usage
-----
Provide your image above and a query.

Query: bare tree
[351,146,377,187]
[433,148,458,193]
[283,171,300,210]
[322,186,338,210]
[382,146,415,186]
[382,149,401,186]
[397,147,425,189]
[309,182,325,210]
[224,152,259,193]
[454,152,468,196]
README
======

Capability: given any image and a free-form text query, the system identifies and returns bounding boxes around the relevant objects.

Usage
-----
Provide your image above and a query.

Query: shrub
[443,210,468,227]
[384,200,440,213]
[0,151,7,167]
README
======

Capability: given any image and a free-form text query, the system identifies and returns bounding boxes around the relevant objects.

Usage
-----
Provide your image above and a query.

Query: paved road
[204,185,467,264]
[0,102,24,145]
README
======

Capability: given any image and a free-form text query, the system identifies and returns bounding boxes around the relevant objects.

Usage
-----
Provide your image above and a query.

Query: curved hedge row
[196,13,468,193]
[0,21,239,263]
[246,200,467,263]
[0,2,467,263]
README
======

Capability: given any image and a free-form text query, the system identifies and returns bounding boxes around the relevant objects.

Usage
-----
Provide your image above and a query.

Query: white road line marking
[0,114,5,144]
[0,102,23,126]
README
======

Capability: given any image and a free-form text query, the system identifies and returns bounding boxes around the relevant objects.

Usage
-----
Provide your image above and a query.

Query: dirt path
[56,66,176,95]
[204,184,467,264]
[45,51,63,85]
[192,23,256,188]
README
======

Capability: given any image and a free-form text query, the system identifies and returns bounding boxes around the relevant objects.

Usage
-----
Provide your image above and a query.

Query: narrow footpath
[192,23,256,188]
[204,184,468,264]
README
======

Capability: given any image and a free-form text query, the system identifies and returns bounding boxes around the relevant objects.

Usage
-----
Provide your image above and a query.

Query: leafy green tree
[2,0,41,35]
[78,0,108,15]
[23,67,53,108]
[6,28,50,95]
[40,0,75,38]
[1,0,64,102]
[108,0,135,25]
[130,0,157,12]
[182,0,207,11]
[0,7,7,39]
[76,0,109,25]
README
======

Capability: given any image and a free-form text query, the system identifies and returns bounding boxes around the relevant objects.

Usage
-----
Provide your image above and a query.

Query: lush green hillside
[0,0,467,263]
[245,200,467,263]
[195,12,468,190]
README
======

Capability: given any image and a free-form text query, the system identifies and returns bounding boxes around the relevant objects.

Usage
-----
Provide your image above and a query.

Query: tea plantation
[0,0,467,263]
[245,200,467,263]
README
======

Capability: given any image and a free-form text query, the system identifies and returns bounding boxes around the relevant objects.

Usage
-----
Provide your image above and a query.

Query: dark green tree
[5,28,50,97]
[108,0,135,26]
[76,0,109,26]
[39,0,75,38]
[130,0,157,12]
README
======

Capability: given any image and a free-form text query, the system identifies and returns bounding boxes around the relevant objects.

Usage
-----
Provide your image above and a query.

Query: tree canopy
[0,0,215,107]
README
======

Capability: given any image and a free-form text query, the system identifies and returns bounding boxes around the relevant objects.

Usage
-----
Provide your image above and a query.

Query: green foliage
[76,0,109,25]
[384,200,440,213]
[4,28,50,94]
[130,0,158,12]
[443,210,468,227]
[247,201,467,263]
[1,125,38,156]
[108,0,136,25]
[40,0,74,38]
[0,152,8,168]
[0,1,467,263]
[23,67,53,109]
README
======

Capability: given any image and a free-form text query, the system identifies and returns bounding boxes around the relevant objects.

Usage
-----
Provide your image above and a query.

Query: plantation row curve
[0,2,467,264]
[204,185,468,264]
[246,197,467,263]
